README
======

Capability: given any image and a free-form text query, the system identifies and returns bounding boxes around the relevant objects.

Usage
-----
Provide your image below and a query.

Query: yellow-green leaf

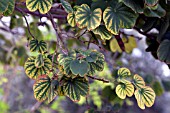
[26,0,53,14]
[93,25,112,40]
[103,3,138,35]
[24,56,52,79]
[116,80,134,99]
[75,4,102,30]
[67,12,76,27]
[133,74,145,89]
[117,67,131,77]
[34,54,44,68]
[3,0,15,16]
[134,86,156,109]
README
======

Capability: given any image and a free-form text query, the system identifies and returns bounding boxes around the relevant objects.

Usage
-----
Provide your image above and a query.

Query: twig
[30,102,42,112]
[48,13,68,54]
[16,7,35,39]
[87,75,109,83]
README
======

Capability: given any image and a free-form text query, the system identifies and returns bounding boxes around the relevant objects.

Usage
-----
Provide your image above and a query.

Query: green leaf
[145,0,158,6]
[116,80,134,99]
[24,56,52,79]
[85,51,98,62]
[67,12,76,27]
[133,74,145,89]
[29,39,47,54]
[93,25,112,40]
[121,0,144,13]
[63,57,73,75]
[157,40,170,64]
[60,0,73,13]
[63,77,89,101]
[91,0,114,11]
[103,3,138,35]
[0,0,10,14]
[34,54,44,68]
[162,79,170,91]
[134,86,156,109]
[117,67,131,78]
[33,75,51,101]
[144,4,166,18]
[3,0,15,16]
[48,80,59,103]
[26,0,53,14]
[70,60,89,77]
[75,4,102,30]
[152,81,164,96]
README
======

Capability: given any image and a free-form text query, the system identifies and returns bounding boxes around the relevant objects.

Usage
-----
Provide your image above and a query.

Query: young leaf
[133,74,145,89]
[26,0,53,14]
[93,25,112,40]
[29,39,47,54]
[103,3,138,35]
[70,59,89,77]
[134,86,156,109]
[60,0,73,13]
[75,4,102,30]
[63,77,89,101]
[33,75,51,101]
[24,56,52,79]
[117,67,131,78]
[157,40,170,64]
[116,80,134,99]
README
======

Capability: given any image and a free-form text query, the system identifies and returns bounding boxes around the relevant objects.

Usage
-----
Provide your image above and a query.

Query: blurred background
[0,15,170,113]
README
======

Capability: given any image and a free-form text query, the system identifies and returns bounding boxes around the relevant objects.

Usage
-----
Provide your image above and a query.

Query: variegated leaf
[133,74,145,89]
[117,67,131,78]
[116,80,134,99]
[3,0,15,16]
[29,39,47,54]
[60,0,73,13]
[26,0,53,14]
[93,25,112,40]
[24,56,52,79]
[75,4,102,30]
[67,12,76,27]
[134,86,156,109]
[103,3,138,35]
[63,77,89,101]
[34,54,44,68]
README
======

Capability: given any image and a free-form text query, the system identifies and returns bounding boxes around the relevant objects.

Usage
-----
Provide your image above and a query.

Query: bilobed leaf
[63,77,89,101]
[29,39,47,54]
[145,0,158,6]
[70,59,89,77]
[117,67,131,77]
[133,74,145,89]
[34,54,44,68]
[75,4,102,30]
[93,25,112,40]
[3,0,15,16]
[116,80,134,99]
[26,0,53,14]
[134,86,156,109]
[157,40,170,64]
[60,0,73,13]
[144,4,166,18]
[24,56,52,79]
[33,75,51,101]
[67,12,76,27]
[103,3,138,35]
[121,0,144,13]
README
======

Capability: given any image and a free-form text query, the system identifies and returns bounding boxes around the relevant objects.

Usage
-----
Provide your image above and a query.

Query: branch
[87,75,110,83]
[16,7,35,39]
[48,13,68,54]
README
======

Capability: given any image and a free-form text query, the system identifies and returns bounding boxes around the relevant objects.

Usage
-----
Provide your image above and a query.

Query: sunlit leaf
[60,0,73,13]
[134,86,156,109]
[33,75,51,101]
[133,74,145,89]
[157,40,170,64]
[26,0,53,14]
[70,60,89,77]
[103,3,138,35]
[117,67,131,78]
[93,25,112,40]
[75,4,102,30]
[34,54,44,68]
[116,80,134,99]
[29,39,47,54]
[63,77,89,101]
[24,56,52,79]
[67,12,76,27]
